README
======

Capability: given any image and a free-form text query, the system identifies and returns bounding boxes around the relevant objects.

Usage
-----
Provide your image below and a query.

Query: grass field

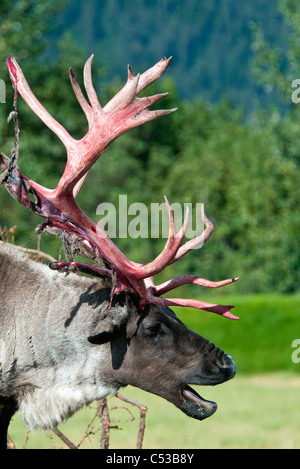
[175,292,300,374]
[8,372,300,449]
[7,294,300,449]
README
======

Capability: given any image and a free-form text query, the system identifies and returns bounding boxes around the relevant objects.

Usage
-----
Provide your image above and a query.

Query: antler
[0,55,239,320]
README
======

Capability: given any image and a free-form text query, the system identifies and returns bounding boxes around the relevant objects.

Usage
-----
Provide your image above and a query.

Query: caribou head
[0,55,239,448]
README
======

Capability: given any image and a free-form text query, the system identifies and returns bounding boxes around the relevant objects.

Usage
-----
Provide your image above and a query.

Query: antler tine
[104,70,140,113]
[165,196,175,247]
[68,55,102,194]
[155,275,240,297]
[136,56,173,95]
[69,55,103,128]
[103,56,176,116]
[172,203,214,262]
[68,64,96,197]
[6,56,74,149]
[149,295,240,320]
[132,197,189,279]
[83,54,102,112]
[69,67,94,128]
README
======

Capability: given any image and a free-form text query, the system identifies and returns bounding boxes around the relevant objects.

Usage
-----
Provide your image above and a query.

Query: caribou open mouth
[181,385,217,420]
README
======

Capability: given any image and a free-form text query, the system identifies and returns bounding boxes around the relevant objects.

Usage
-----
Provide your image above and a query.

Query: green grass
[7,293,300,449]
[175,293,300,374]
[8,372,300,449]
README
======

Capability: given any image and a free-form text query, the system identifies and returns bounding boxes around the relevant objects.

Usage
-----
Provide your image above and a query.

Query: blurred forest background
[2,0,300,449]
[0,0,299,296]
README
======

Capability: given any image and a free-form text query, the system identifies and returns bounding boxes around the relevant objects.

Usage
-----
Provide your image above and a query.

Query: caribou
[0,55,239,449]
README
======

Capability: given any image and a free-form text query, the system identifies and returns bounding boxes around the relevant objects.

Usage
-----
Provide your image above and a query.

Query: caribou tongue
[182,385,217,420]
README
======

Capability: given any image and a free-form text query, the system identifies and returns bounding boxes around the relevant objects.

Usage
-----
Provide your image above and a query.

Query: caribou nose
[220,354,237,380]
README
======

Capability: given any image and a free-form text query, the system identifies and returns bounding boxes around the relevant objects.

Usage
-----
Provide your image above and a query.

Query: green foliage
[63,0,290,107]
[251,0,300,101]
[179,293,300,374]
[160,97,300,293]
[0,0,299,295]
[0,0,102,252]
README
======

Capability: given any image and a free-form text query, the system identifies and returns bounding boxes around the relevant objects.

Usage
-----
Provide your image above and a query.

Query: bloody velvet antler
[0,55,239,319]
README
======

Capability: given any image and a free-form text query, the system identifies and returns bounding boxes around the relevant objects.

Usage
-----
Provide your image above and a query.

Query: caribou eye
[144,323,161,336]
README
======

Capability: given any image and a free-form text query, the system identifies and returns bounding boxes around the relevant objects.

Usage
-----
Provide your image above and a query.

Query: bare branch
[116,393,147,449]
[52,428,78,449]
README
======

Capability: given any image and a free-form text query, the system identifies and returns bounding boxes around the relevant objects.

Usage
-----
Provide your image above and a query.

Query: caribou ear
[88,294,134,345]
[88,330,114,345]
